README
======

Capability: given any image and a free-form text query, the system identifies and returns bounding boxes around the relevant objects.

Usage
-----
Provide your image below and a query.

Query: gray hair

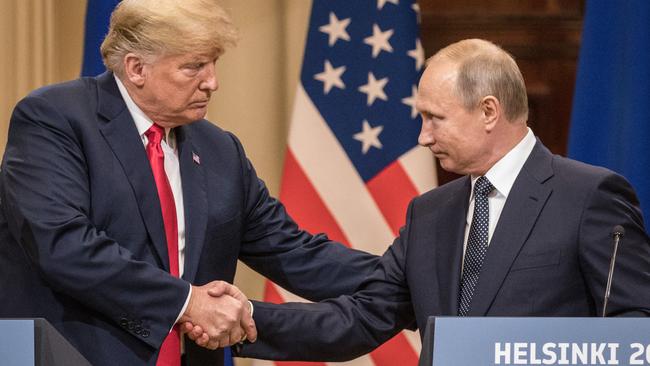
[430,38,529,122]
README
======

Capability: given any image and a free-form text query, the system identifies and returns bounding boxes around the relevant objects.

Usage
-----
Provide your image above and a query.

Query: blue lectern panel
[432,317,650,366]
[0,319,35,366]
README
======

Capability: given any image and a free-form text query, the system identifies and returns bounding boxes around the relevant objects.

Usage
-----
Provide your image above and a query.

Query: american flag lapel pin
[192,152,201,165]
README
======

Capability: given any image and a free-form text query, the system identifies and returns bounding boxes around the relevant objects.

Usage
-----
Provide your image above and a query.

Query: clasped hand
[178,281,256,350]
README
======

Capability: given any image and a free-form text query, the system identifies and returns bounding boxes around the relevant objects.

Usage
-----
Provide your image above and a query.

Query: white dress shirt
[462,128,537,263]
[115,76,190,325]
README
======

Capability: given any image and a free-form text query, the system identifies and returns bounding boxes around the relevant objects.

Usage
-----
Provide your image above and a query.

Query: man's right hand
[178,281,256,350]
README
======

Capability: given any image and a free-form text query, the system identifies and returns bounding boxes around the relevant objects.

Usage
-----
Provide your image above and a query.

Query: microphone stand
[602,225,625,317]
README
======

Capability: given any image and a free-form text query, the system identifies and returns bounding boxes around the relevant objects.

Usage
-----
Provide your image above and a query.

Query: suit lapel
[468,141,554,315]
[434,177,471,315]
[96,72,170,271]
[176,126,208,283]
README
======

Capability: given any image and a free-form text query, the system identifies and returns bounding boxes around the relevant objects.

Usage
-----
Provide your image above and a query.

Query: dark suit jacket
[239,141,650,362]
[0,72,378,366]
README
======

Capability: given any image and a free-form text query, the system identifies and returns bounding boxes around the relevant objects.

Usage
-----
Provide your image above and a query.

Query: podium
[419,317,650,366]
[0,319,91,366]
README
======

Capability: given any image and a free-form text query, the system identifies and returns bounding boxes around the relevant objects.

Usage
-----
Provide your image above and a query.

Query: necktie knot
[145,124,164,146]
[474,176,494,197]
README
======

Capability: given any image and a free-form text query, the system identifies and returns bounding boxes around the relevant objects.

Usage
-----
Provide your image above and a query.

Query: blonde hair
[430,39,528,122]
[101,0,239,76]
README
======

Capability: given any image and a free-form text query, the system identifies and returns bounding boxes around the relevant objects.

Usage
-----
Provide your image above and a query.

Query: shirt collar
[471,127,536,200]
[114,75,174,146]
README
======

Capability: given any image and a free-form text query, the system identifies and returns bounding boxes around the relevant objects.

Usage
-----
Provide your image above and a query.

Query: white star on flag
[353,120,384,154]
[358,72,389,106]
[314,60,346,94]
[377,0,399,10]
[364,24,394,58]
[401,85,418,119]
[319,12,351,46]
[408,39,425,71]
[412,3,421,23]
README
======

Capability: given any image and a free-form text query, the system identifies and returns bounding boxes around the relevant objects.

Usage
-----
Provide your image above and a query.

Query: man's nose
[200,63,219,92]
[418,120,434,146]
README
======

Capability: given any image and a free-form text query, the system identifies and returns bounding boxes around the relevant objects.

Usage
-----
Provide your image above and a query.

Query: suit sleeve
[578,172,650,316]
[228,133,380,301]
[236,203,417,362]
[1,95,189,348]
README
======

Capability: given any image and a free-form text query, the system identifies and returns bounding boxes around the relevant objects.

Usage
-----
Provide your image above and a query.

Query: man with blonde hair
[0,1,377,365]
[233,38,650,362]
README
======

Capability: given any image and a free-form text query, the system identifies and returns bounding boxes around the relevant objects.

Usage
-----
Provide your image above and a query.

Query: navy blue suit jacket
[240,141,650,362]
[0,72,378,365]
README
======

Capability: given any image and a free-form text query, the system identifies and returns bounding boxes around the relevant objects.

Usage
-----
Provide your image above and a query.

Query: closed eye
[420,111,444,121]
[185,63,205,70]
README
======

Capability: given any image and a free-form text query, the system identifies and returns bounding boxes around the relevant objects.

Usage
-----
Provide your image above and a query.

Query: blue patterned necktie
[458,176,495,316]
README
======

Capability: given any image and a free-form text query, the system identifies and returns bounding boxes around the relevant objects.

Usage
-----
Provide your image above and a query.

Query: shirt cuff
[173,283,192,330]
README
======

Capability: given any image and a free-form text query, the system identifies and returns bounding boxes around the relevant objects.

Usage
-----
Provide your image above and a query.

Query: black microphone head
[612,225,625,237]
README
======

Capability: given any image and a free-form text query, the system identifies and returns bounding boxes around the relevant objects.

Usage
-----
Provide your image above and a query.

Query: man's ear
[480,95,500,132]
[123,53,147,87]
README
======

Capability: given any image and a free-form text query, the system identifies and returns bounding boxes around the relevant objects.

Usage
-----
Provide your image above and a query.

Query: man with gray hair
[0,1,378,365]
[233,38,650,362]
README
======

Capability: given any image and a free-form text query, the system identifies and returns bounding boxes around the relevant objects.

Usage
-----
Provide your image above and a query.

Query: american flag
[256,1,436,365]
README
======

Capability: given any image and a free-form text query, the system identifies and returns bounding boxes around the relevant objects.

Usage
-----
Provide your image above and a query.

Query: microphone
[602,225,625,317]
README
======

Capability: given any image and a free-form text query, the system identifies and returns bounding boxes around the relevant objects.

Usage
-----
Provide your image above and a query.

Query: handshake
[178,281,257,350]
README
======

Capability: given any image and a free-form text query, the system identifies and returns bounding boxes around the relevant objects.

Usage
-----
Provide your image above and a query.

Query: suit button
[134,327,142,335]
[142,329,150,338]
[128,321,135,330]
[120,318,128,328]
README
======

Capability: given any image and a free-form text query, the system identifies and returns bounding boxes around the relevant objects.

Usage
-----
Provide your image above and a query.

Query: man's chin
[437,158,459,174]
[434,153,448,163]
[184,109,208,123]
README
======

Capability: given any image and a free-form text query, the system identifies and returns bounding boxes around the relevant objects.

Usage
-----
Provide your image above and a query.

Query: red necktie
[145,124,181,366]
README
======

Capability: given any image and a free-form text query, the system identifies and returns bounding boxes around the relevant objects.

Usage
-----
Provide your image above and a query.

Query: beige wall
[0,1,311,364]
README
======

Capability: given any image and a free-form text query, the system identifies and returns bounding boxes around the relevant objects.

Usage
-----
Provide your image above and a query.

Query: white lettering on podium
[571,343,588,364]
[608,343,619,365]
[495,342,510,364]
[493,342,621,365]
[592,343,606,364]
[529,342,542,364]
[557,342,570,364]
[514,342,527,364]
[542,343,557,364]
